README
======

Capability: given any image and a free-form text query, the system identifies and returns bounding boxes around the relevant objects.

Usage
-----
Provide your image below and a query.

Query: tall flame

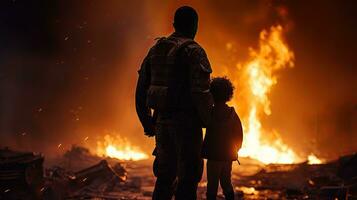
[236,25,299,164]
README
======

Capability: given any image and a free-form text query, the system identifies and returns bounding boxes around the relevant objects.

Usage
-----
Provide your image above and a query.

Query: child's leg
[220,161,234,200]
[206,160,222,200]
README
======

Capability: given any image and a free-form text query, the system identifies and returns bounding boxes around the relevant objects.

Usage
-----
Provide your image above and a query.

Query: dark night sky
[0,0,356,158]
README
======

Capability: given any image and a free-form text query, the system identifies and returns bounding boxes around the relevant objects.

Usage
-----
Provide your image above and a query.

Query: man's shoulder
[181,41,211,72]
[183,41,206,57]
[147,36,197,54]
[165,34,204,52]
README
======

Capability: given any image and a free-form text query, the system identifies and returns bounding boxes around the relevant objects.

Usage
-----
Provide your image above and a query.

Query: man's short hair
[174,6,198,33]
[210,77,234,103]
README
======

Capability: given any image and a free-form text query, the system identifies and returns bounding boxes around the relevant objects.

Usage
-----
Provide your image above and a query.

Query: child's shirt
[202,103,243,161]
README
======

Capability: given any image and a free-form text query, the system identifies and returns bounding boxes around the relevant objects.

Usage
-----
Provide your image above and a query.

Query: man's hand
[144,123,155,137]
[144,131,155,137]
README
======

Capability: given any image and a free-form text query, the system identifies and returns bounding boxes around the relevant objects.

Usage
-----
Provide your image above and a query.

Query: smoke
[0,0,157,155]
[0,0,356,158]
[266,0,357,158]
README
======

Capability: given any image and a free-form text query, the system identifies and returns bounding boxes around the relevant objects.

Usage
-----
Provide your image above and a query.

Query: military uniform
[135,32,213,200]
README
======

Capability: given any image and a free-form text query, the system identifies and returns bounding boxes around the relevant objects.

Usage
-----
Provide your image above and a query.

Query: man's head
[210,77,234,104]
[173,6,198,39]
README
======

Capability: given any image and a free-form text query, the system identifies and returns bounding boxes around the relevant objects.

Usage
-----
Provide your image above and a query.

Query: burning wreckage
[0,25,357,200]
[0,146,137,200]
[0,10,356,199]
[1,146,357,200]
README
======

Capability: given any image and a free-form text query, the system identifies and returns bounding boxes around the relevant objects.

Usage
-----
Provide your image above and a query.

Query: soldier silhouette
[135,6,213,200]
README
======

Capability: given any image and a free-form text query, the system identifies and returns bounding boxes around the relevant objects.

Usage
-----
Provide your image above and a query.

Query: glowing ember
[236,186,258,195]
[97,134,148,161]
[307,153,323,165]
[235,25,300,164]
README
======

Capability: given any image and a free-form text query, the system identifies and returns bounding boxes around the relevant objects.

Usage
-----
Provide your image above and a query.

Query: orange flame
[234,25,300,164]
[227,25,324,164]
[307,153,323,165]
[97,134,148,161]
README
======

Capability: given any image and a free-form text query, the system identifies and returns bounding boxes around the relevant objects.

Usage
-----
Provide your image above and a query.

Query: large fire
[96,134,148,161]
[94,26,323,165]
[232,25,322,164]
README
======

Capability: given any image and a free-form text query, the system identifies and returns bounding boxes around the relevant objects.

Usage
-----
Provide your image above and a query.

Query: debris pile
[232,154,357,199]
[0,146,144,200]
[45,159,127,199]
[1,146,356,199]
[43,146,131,199]
[0,147,44,200]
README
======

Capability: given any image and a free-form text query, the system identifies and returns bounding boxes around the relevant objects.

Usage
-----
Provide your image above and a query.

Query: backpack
[146,37,196,112]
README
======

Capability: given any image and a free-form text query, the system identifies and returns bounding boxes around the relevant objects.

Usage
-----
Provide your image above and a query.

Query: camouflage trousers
[152,115,203,200]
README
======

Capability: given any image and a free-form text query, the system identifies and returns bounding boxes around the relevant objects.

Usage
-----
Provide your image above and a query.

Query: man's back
[136,32,213,127]
[145,34,197,113]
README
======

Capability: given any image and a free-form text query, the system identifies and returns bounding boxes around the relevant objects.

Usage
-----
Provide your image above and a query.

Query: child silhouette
[202,77,243,200]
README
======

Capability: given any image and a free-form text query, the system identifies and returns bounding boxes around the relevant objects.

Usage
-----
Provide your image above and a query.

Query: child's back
[202,77,243,200]
[202,103,243,161]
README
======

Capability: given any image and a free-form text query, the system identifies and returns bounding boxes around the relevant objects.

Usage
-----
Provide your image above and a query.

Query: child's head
[210,77,234,104]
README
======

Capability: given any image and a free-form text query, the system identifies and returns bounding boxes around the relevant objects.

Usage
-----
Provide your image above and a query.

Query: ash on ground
[1,146,356,199]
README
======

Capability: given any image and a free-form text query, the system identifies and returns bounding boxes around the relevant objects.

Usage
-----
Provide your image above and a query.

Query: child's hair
[210,77,234,103]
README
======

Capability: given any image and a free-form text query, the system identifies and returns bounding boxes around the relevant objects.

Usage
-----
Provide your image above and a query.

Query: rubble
[1,146,357,199]
[338,153,357,181]
[0,147,44,200]
[44,146,128,200]
[61,145,106,171]
[231,155,357,199]
[43,159,128,199]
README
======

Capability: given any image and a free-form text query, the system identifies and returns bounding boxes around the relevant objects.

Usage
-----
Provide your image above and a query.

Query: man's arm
[186,44,213,127]
[135,55,154,136]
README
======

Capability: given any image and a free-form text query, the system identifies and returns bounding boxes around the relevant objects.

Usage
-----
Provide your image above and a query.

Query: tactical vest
[146,37,196,112]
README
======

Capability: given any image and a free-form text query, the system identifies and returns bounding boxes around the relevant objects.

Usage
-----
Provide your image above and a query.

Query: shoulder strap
[169,39,196,56]
[152,36,196,57]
